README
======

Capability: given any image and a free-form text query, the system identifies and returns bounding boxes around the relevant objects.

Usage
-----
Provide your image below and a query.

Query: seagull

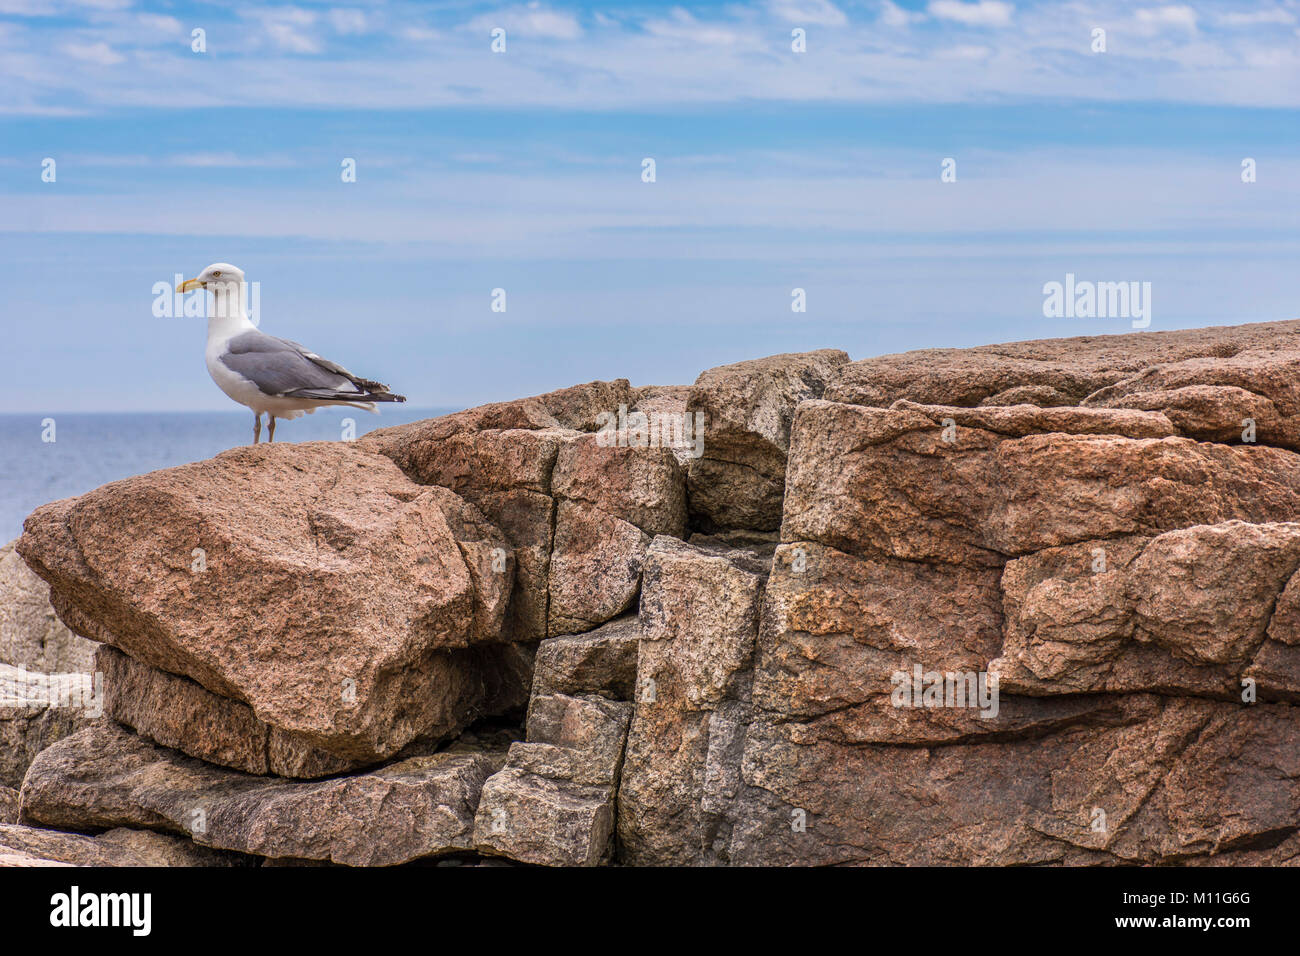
[176,263,406,443]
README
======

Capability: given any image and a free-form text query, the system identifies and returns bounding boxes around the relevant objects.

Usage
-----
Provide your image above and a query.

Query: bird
[175,263,406,444]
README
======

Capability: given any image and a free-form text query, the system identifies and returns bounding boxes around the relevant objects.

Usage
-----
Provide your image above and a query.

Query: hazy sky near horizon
[2,0,1298,412]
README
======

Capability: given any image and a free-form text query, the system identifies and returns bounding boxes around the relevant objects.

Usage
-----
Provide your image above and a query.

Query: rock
[17,443,520,764]
[992,522,1300,697]
[97,642,531,778]
[358,380,637,639]
[1,664,99,789]
[0,540,96,673]
[1246,571,1300,701]
[979,384,1076,407]
[617,536,771,865]
[17,324,1300,869]
[0,847,73,866]
[889,399,1177,439]
[1082,350,1300,448]
[783,400,1300,568]
[0,823,242,867]
[547,506,649,639]
[828,350,1119,409]
[20,723,505,866]
[537,379,635,432]
[552,433,687,538]
[825,319,1300,410]
[364,425,575,641]
[1088,385,1280,443]
[548,435,685,635]
[724,696,1300,865]
[360,380,634,451]
[628,386,696,465]
[686,349,849,532]
[0,785,17,824]
[531,615,640,701]
[96,645,357,778]
[475,693,631,866]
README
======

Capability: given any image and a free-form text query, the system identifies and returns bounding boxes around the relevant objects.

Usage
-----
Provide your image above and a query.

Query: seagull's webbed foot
[268,416,277,443]
[253,412,262,445]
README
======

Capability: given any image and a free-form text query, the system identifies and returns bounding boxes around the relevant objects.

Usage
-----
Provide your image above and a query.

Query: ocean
[0,407,456,544]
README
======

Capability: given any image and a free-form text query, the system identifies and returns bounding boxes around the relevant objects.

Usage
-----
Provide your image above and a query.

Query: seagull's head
[176,262,245,294]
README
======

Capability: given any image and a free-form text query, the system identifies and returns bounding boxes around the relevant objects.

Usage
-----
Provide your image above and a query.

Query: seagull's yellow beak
[176,277,203,293]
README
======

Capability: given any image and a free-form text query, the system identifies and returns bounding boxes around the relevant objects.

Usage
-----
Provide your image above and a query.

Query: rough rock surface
[1,664,99,789]
[0,540,96,673]
[94,641,530,779]
[360,380,638,642]
[96,645,358,778]
[686,349,848,532]
[992,522,1300,697]
[0,785,17,824]
[783,400,1300,568]
[21,723,504,866]
[548,435,685,635]
[531,615,640,701]
[475,693,631,866]
[17,443,519,763]
[617,536,774,865]
[0,822,242,867]
[826,319,1300,411]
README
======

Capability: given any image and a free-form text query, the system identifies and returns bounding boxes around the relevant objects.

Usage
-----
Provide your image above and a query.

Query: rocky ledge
[7,319,1300,866]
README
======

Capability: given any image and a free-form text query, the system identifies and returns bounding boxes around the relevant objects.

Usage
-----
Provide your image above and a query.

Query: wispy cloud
[0,1,1294,111]
[2,0,1296,112]
[1217,7,1296,27]
[59,40,124,65]
[242,5,323,54]
[927,1,1014,27]
[767,0,849,27]
[1135,5,1199,33]
[327,8,370,36]
[466,3,582,40]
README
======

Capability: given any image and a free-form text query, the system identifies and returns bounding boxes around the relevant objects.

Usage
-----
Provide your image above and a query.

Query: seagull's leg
[268,416,277,443]
[253,412,262,445]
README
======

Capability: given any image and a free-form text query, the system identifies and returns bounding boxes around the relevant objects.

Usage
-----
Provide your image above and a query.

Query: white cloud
[60,41,124,65]
[879,0,924,27]
[767,0,849,27]
[137,14,182,35]
[245,6,322,53]
[327,9,370,35]
[167,152,298,168]
[1135,5,1198,32]
[927,1,1013,26]
[1217,8,1296,27]
[468,3,582,40]
[644,9,745,45]
[937,43,993,58]
[400,25,442,43]
[0,0,129,12]
[5,0,1300,113]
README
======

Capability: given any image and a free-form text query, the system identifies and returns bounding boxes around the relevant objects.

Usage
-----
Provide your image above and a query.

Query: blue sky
[1,0,1298,412]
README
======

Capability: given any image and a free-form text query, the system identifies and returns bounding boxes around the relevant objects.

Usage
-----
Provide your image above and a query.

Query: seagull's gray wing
[220,330,405,402]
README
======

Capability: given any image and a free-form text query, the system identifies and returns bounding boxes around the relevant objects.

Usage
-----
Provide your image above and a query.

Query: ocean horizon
[0,407,457,544]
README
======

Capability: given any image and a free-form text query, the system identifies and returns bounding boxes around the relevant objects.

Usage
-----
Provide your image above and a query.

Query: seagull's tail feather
[283,386,406,404]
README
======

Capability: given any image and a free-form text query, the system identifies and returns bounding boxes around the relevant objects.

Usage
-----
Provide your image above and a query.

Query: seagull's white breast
[204,314,275,414]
